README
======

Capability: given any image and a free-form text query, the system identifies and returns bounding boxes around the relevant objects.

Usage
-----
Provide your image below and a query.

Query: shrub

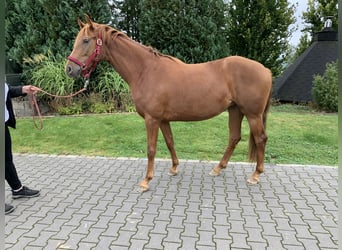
[25,53,81,98]
[312,60,338,112]
[25,54,135,114]
[94,62,135,112]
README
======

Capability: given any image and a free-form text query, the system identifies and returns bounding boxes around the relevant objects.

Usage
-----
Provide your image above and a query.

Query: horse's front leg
[160,121,179,176]
[138,117,160,193]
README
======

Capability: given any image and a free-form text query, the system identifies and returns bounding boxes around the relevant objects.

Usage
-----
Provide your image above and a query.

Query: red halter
[67,32,103,79]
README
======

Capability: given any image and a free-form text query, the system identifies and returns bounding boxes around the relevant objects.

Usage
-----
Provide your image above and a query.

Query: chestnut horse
[65,15,272,192]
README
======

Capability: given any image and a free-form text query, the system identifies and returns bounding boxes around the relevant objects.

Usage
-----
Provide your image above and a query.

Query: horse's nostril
[66,65,73,76]
[67,65,72,73]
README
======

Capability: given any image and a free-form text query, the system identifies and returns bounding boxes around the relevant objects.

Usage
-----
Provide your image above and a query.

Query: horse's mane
[104,25,181,63]
[143,45,180,62]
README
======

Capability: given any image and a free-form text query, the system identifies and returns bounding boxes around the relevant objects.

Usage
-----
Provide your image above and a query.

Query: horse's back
[134,55,271,120]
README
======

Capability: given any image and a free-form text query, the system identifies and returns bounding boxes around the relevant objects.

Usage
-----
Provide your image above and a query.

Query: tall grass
[26,53,79,97]
[25,55,135,113]
[95,62,130,98]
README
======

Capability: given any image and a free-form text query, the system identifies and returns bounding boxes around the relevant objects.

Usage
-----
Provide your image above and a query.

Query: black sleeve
[8,85,25,98]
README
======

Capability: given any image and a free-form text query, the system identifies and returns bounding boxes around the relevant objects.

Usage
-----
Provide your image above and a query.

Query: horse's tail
[248,72,272,162]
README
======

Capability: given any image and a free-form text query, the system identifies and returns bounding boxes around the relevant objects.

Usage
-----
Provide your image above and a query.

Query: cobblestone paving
[5,154,337,250]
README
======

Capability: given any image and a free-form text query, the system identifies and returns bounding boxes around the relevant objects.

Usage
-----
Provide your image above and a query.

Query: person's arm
[8,85,24,98]
[8,85,40,98]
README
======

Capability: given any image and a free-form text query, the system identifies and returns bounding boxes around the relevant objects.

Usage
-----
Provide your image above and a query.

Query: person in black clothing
[5,83,41,214]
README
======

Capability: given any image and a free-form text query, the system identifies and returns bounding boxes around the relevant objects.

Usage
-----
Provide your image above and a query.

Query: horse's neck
[104,35,152,86]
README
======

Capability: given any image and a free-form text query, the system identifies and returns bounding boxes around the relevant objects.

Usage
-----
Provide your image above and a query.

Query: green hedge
[312,60,338,113]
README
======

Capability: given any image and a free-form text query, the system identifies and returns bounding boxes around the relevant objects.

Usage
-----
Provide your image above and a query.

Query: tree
[292,33,312,59]
[302,0,338,36]
[227,0,296,77]
[110,0,142,41]
[139,0,229,63]
[294,0,338,57]
[5,0,112,69]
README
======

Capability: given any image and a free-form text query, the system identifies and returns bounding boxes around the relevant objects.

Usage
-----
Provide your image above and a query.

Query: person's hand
[22,85,41,95]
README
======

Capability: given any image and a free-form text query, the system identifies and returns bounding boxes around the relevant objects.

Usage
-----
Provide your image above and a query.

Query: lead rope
[29,80,89,130]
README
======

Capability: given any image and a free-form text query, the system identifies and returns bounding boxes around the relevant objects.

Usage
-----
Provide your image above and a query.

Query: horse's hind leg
[160,121,179,176]
[246,115,267,184]
[210,106,244,176]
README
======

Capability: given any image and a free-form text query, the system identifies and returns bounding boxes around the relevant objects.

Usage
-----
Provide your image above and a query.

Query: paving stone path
[5,154,338,250]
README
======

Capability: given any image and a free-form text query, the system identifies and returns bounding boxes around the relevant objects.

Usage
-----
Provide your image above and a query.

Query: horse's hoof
[247,178,259,185]
[168,169,178,176]
[137,186,149,193]
[137,182,149,193]
[209,169,220,177]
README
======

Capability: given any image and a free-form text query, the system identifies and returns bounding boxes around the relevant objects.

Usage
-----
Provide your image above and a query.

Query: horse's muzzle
[65,63,81,78]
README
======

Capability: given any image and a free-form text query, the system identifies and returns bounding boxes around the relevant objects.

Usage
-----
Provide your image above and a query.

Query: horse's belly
[168,112,222,121]
[164,97,231,121]
[134,77,232,121]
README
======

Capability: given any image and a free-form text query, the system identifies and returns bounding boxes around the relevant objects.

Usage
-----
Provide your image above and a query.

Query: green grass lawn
[11,105,337,166]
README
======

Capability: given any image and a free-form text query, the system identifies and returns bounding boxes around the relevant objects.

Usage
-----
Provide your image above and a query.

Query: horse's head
[65,15,103,79]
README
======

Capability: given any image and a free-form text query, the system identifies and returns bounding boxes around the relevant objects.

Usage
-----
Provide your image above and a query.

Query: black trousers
[5,124,22,190]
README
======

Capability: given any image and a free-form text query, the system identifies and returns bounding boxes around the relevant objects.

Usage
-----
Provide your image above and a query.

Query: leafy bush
[25,54,135,114]
[25,53,80,98]
[54,102,83,115]
[312,60,338,112]
[94,62,134,112]
[54,93,116,115]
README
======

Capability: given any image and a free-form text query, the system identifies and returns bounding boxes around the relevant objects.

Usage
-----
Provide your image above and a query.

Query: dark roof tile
[273,32,338,103]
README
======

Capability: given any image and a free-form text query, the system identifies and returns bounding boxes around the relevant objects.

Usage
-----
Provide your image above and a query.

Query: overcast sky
[289,0,308,46]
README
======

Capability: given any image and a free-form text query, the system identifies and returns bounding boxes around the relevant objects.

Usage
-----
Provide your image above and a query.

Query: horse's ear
[77,18,86,29]
[84,14,93,26]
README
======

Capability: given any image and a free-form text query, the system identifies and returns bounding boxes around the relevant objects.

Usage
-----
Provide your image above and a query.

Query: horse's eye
[83,38,89,44]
